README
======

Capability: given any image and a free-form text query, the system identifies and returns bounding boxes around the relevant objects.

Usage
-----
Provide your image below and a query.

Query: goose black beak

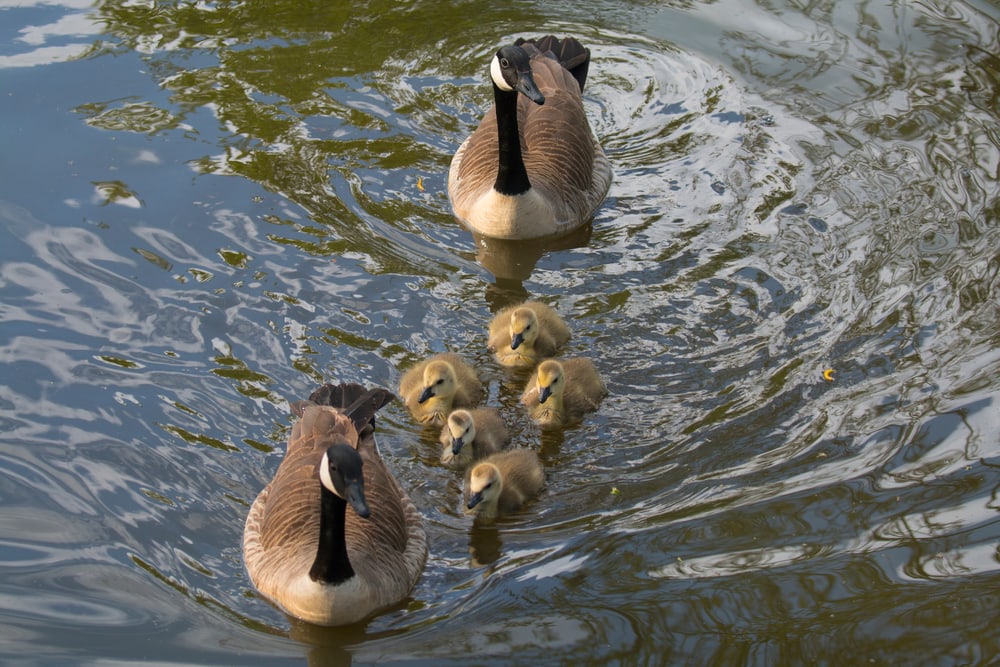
[515,71,545,105]
[451,437,465,456]
[345,480,371,519]
[510,332,524,350]
[417,386,434,404]
[539,385,552,404]
[467,491,483,509]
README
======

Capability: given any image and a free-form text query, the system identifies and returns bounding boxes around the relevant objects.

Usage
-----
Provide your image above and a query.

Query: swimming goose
[448,35,612,240]
[399,352,484,425]
[243,383,427,626]
[439,408,510,469]
[520,357,607,427]
[464,448,545,520]
[487,300,571,368]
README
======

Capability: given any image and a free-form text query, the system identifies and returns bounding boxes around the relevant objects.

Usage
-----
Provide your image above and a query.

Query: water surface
[1,0,998,664]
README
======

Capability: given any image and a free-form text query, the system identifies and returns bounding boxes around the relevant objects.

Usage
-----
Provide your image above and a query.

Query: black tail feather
[306,383,396,434]
[515,35,591,92]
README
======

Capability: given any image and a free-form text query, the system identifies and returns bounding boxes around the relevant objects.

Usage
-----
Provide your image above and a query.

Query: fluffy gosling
[399,352,484,426]
[439,408,510,469]
[520,357,606,427]
[487,301,571,368]
[464,448,545,520]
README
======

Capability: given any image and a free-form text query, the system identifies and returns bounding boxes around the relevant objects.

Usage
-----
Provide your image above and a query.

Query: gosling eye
[436,378,445,385]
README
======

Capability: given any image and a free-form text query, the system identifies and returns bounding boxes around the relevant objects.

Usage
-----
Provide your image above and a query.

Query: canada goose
[464,448,544,520]
[439,408,510,468]
[487,300,571,368]
[399,352,484,425]
[521,357,607,427]
[243,384,427,626]
[448,35,612,240]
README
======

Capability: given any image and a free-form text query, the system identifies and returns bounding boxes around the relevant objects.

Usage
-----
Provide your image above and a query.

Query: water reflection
[471,224,594,308]
[2,0,1000,663]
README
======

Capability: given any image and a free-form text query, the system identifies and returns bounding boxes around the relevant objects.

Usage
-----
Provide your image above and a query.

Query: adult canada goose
[448,35,612,240]
[521,357,607,427]
[399,352,484,425]
[464,448,545,520]
[487,300,571,368]
[243,384,427,626]
[439,408,510,469]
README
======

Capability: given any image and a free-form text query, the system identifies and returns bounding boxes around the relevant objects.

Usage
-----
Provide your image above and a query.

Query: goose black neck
[309,485,355,584]
[492,83,531,196]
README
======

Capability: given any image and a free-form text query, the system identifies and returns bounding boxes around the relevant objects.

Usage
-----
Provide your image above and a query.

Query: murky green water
[2,0,998,664]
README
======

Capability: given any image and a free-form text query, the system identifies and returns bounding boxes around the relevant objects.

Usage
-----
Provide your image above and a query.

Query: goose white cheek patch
[491,56,513,91]
[319,451,337,495]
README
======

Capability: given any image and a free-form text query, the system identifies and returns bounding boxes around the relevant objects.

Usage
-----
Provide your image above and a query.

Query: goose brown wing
[519,54,597,201]
[256,406,359,552]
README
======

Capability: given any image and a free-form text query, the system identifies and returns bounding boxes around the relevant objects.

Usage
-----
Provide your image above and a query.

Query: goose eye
[500,57,510,68]
[436,378,445,385]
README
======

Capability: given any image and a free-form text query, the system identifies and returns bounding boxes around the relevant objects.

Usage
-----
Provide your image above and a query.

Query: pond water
[1,0,999,664]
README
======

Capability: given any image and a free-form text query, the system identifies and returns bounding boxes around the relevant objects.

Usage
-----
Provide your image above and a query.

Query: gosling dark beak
[417,386,434,404]
[345,480,370,519]
[451,437,465,456]
[467,491,483,510]
[510,332,524,350]
[516,70,545,105]
[539,385,552,404]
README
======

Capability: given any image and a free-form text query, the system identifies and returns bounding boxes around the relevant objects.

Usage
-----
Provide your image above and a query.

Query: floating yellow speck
[416,176,425,192]
[610,487,621,496]
[822,368,835,381]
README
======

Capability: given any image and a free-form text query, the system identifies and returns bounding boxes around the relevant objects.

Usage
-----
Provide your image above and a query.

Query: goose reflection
[468,522,503,567]
[473,224,593,308]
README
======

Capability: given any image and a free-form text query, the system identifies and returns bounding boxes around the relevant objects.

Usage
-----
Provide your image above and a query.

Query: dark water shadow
[468,522,504,566]
[472,223,594,310]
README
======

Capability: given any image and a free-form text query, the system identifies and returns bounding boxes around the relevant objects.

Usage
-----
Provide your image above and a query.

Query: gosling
[464,448,544,520]
[487,301,571,368]
[399,352,484,426]
[521,357,607,427]
[439,408,510,469]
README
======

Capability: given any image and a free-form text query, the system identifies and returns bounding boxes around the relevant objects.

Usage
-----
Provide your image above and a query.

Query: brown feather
[449,36,612,239]
[243,385,427,626]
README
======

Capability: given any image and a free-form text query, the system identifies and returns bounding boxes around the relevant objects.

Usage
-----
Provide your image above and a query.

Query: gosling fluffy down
[487,301,571,368]
[398,352,484,425]
[242,384,427,626]
[439,408,510,469]
[520,357,607,427]
[464,448,545,520]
